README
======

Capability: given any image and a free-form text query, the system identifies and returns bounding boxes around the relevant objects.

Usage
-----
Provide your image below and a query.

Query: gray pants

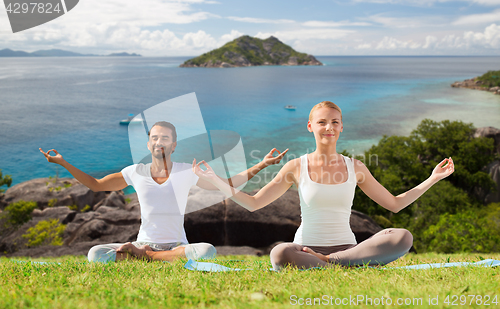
[87,241,216,263]
[270,228,413,270]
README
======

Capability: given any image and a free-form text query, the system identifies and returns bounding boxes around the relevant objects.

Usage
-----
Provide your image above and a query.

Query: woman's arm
[195,148,288,190]
[355,157,454,213]
[193,158,299,212]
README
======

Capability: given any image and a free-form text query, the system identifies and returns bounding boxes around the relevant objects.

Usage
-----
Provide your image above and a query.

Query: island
[180,35,322,68]
[0,48,141,57]
[451,70,500,95]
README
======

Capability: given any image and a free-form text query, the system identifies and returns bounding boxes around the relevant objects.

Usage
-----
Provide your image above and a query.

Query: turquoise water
[1,56,499,189]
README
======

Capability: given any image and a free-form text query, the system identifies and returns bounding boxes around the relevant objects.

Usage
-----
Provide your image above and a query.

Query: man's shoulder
[122,163,150,176]
[173,162,195,173]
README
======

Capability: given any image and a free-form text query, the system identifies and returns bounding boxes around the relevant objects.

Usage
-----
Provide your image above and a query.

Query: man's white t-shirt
[121,162,199,244]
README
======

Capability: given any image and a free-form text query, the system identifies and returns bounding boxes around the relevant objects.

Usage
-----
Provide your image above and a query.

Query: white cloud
[227,17,294,24]
[361,23,500,53]
[453,9,500,25]
[375,36,421,49]
[302,20,372,27]
[351,0,500,6]
[255,28,354,41]
[356,43,372,49]
[365,14,445,28]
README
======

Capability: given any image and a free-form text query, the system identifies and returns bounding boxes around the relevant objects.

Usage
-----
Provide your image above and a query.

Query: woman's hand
[431,157,454,181]
[302,247,329,263]
[39,148,65,165]
[192,159,219,183]
[262,148,289,167]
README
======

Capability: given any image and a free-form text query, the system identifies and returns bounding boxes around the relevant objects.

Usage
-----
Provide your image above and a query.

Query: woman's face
[307,107,343,143]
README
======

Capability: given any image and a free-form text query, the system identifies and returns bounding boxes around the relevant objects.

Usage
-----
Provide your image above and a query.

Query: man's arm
[39,148,128,192]
[195,148,288,190]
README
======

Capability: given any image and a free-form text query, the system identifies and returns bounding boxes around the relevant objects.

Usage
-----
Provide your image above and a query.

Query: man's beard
[152,145,173,159]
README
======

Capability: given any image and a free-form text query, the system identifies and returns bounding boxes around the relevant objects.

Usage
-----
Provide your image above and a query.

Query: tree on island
[180,35,322,68]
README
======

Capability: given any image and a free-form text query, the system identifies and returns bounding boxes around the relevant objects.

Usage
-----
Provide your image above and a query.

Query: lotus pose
[40,121,287,263]
[193,102,454,270]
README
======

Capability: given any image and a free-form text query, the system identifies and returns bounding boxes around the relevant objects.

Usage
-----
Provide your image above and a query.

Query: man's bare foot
[302,247,329,262]
[117,242,152,261]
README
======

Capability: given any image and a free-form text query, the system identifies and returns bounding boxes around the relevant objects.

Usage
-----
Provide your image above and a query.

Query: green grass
[1,253,500,308]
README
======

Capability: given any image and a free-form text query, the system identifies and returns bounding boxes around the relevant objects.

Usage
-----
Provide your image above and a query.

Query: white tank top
[293,154,358,246]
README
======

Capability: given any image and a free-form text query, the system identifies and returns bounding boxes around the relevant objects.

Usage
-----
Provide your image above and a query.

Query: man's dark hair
[148,121,177,142]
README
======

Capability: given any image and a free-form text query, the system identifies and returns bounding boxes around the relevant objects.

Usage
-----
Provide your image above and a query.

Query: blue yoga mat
[184,259,500,272]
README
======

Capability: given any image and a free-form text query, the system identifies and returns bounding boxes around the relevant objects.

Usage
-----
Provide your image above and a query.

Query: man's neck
[150,156,173,177]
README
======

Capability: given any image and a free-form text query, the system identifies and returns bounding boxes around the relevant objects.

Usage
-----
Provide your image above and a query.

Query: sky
[1,0,500,56]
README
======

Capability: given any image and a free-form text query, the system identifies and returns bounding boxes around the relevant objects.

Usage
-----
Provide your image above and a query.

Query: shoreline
[451,77,500,94]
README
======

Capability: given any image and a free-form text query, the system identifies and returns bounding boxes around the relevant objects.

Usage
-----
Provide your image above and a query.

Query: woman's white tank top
[293,154,358,246]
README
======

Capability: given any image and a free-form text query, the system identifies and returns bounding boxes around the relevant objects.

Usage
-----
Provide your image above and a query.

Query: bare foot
[117,242,152,261]
[302,247,329,262]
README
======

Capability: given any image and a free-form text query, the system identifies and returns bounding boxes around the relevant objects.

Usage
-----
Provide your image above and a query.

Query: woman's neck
[310,143,342,164]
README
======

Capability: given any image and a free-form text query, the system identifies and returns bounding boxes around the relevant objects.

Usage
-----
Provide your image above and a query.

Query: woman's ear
[307,121,312,132]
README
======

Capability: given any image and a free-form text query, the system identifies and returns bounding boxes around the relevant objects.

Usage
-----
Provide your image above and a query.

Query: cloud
[364,14,445,28]
[255,28,354,41]
[453,9,500,25]
[302,20,372,27]
[366,23,500,52]
[375,36,421,49]
[227,17,294,24]
[351,0,500,6]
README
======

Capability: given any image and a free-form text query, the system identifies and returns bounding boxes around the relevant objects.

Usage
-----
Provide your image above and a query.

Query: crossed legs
[270,228,413,270]
[87,242,216,263]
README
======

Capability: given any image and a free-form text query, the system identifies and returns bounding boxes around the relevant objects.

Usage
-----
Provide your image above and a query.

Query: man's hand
[261,148,289,167]
[117,242,152,261]
[192,159,218,183]
[39,148,65,165]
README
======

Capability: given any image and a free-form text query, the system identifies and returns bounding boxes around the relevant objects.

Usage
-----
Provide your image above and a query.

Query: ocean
[1,56,499,191]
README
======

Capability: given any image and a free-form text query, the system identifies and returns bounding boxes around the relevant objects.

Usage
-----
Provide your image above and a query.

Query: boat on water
[120,114,143,125]
[284,105,296,110]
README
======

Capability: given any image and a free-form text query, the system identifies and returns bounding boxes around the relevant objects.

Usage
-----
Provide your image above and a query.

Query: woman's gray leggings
[270,228,413,270]
[87,242,216,263]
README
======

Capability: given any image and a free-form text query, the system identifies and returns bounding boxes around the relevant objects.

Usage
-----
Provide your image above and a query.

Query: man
[40,121,287,262]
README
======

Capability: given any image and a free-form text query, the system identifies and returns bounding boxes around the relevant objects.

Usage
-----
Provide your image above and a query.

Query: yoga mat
[184,259,500,272]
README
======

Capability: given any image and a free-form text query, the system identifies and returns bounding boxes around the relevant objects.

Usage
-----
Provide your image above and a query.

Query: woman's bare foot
[302,247,329,262]
[116,242,152,261]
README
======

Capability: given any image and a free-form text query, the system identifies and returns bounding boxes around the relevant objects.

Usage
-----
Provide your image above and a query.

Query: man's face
[147,126,177,159]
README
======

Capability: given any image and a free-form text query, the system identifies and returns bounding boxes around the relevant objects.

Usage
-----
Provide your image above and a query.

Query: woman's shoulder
[279,157,301,174]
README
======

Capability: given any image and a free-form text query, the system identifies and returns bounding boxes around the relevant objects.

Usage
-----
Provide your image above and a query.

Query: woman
[193,101,454,270]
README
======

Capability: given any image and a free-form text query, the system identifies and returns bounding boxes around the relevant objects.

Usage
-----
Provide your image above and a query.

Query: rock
[215,246,264,256]
[474,126,500,155]
[100,191,126,209]
[484,160,500,204]
[63,206,140,246]
[185,189,383,248]
[1,178,106,210]
[0,206,77,253]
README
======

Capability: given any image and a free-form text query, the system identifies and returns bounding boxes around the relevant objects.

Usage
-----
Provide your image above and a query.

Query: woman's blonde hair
[309,101,342,121]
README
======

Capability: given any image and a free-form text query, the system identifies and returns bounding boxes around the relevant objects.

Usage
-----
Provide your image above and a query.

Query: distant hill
[108,52,141,57]
[0,48,141,57]
[180,35,322,68]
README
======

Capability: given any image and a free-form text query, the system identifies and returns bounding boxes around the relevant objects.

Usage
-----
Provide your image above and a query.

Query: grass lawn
[1,253,500,308]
